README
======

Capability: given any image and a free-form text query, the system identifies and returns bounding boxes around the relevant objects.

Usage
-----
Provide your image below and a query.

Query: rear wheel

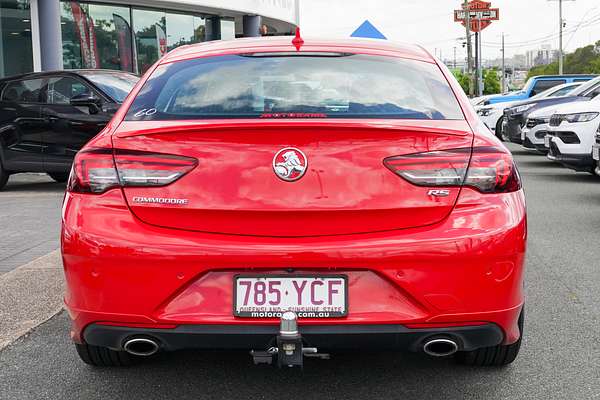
[48,172,69,183]
[0,162,9,191]
[455,309,524,367]
[75,343,135,367]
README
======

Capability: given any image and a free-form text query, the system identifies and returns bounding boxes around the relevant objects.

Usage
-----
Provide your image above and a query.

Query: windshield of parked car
[568,76,600,97]
[530,83,580,100]
[82,72,138,103]
[125,54,464,120]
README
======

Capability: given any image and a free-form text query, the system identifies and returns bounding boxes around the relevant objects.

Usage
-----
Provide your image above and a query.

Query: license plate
[234,275,347,318]
[593,145,600,161]
[544,135,551,148]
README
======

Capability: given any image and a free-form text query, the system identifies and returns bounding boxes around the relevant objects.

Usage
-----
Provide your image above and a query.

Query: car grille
[554,131,580,144]
[535,130,548,139]
[526,118,546,129]
[549,115,563,127]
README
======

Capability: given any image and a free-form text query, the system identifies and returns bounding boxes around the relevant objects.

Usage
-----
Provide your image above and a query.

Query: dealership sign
[454,0,499,32]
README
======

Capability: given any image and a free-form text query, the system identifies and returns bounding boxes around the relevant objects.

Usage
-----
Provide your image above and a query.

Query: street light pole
[549,0,575,75]
[464,0,474,96]
[501,33,506,93]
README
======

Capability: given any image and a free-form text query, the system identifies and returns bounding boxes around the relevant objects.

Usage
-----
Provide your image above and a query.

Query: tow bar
[250,311,329,368]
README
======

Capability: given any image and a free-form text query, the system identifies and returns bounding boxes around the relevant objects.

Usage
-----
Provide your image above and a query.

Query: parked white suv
[545,96,600,173]
[476,83,581,140]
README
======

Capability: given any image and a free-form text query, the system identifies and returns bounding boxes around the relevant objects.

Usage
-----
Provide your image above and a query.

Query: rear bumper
[62,188,527,349]
[84,322,504,352]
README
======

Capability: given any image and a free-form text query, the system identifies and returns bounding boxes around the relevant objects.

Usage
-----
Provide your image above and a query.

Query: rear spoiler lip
[114,119,473,138]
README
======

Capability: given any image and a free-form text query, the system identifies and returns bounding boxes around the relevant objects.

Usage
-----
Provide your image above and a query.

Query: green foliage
[527,41,600,79]
[483,69,501,95]
[452,69,501,95]
[451,69,471,94]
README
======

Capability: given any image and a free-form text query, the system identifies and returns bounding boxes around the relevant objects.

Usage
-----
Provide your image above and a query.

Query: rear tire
[494,118,504,142]
[75,343,135,367]
[48,172,69,183]
[455,309,524,367]
[0,162,9,191]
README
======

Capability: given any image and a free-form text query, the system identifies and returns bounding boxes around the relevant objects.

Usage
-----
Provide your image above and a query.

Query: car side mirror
[70,93,101,114]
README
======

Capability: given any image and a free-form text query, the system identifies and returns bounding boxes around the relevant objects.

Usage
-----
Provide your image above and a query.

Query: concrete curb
[0,250,64,350]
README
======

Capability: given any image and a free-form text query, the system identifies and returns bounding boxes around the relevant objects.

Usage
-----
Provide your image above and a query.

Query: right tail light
[384,146,521,194]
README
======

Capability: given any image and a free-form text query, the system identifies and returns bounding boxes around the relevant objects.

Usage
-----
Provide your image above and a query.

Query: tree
[451,69,471,94]
[483,69,501,95]
[528,40,600,79]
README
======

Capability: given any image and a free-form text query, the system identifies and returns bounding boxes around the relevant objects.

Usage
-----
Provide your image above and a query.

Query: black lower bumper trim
[83,323,504,353]
[548,143,594,171]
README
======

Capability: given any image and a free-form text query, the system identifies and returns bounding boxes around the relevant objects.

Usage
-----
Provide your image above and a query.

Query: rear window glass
[125,54,464,121]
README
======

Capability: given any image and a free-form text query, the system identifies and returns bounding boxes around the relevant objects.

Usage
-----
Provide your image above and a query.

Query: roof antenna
[292,27,304,50]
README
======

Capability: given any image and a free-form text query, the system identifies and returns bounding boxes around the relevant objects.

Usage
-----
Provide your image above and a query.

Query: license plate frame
[593,145,599,161]
[233,274,348,318]
[544,135,551,148]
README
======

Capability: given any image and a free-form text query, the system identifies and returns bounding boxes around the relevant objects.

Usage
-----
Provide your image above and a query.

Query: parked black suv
[0,70,138,190]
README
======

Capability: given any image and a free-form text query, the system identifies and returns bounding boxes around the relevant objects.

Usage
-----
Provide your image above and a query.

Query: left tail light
[67,148,197,194]
[384,146,521,194]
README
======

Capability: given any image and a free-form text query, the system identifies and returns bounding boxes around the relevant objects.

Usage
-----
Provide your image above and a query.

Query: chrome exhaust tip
[123,337,159,357]
[423,338,458,357]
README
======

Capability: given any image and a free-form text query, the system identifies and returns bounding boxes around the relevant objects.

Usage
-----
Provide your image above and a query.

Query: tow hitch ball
[250,312,329,368]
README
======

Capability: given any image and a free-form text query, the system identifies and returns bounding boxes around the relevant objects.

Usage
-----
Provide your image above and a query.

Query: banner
[113,14,133,72]
[70,2,100,68]
[155,24,167,59]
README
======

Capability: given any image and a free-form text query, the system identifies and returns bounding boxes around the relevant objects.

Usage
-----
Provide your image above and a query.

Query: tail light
[68,148,197,194]
[384,146,521,194]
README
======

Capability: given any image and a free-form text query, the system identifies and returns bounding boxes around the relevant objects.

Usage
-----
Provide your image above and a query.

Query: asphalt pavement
[1,144,599,400]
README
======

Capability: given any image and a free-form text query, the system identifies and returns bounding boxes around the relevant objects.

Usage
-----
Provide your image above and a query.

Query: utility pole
[453,46,457,69]
[501,33,506,93]
[464,0,474,96]
[549,0,575,74]
[559,0,564,74]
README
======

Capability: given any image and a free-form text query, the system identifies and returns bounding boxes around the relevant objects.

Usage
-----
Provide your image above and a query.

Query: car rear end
[61,38,526,367]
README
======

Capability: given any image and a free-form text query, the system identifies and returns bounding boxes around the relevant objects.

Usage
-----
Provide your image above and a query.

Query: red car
[62,33,526,368]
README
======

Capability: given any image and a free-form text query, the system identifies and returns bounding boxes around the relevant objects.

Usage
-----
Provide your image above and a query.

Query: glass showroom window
[165,12,205,52]
[133,8,166,74]
[0,0,33,78]
[61,1,133,72]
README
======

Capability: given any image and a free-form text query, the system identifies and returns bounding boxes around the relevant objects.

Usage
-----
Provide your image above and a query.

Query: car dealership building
[0,0,298,78]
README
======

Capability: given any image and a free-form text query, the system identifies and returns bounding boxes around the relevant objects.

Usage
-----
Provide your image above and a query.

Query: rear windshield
[125,54,464,121]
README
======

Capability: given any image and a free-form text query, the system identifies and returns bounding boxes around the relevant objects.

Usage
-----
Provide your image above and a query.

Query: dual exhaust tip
[422,338,459,357]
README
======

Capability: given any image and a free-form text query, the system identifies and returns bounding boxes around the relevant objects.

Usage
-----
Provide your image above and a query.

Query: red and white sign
[70,2,100,68]
[155,24,167,58]
[454,0,499,33]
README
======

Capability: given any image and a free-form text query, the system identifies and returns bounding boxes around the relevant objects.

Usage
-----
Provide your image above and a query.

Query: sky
[299,0,600,62]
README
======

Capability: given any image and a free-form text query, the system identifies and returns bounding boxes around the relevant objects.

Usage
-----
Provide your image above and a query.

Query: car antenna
[292,27,304,51]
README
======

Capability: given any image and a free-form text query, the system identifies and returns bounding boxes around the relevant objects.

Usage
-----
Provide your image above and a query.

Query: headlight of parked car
[564,112,599,123]
[512,103,537,114]
[477,107,494,117]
